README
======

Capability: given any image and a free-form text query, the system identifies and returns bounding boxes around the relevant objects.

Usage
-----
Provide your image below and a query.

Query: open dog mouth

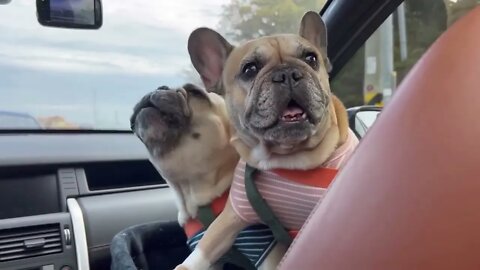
[279,100,308,123]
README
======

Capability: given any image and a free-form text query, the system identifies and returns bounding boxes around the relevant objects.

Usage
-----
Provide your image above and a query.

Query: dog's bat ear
[299,11,332,72]
[188,28,233,95]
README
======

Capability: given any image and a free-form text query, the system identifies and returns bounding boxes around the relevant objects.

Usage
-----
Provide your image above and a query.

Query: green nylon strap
[244,164,293,247]
[196,206,256,270]
[196,206,217,227]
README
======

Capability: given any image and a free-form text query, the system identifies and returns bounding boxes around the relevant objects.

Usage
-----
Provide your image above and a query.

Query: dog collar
[245,164,339,247]
[183,190,256,270]
[271,166,338,188]
[183,190,229,238]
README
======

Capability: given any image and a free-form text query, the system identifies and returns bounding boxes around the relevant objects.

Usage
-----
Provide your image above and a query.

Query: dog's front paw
[177,210,189,226]
[185,201,198,219]
[178,248,212,270]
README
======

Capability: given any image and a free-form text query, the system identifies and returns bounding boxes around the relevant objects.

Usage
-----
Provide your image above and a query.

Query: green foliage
[330,48,365,108]
[447,0,480,26]
[183,0,479,107]
[218,0,326,42]
[393,0,447,84]
[330,0,451,107]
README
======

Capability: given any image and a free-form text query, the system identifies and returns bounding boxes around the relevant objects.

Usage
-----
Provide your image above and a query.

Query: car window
[332,0,480,109]
[0,0,327,131]
[0,111,41,129]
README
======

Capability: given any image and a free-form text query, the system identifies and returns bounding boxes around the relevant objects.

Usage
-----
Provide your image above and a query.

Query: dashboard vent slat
[0,224,62,262]
[0,227,58,240]
[0,231,60,245]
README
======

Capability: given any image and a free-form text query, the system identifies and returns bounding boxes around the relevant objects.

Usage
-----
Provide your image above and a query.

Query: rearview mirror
[36,0,102,30]
[347,106,382,138]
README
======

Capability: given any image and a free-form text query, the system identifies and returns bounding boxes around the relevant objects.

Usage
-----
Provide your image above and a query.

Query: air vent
[0,224,63,262]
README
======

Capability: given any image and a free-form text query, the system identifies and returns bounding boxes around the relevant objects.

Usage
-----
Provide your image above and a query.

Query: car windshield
[0,0,327,130]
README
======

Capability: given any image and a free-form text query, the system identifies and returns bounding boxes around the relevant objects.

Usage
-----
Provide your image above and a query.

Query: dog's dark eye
[242,62,259,79]
[304,52,318,69]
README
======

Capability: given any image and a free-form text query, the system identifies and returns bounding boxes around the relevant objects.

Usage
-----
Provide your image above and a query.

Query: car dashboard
[0,132,178,270]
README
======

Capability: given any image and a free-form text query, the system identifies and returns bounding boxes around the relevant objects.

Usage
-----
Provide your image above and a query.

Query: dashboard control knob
[64,228,72,246]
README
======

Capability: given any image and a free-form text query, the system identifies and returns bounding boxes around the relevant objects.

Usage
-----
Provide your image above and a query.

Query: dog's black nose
[291,69,303,82]
[271,68,304,85]
[272,71,286,83]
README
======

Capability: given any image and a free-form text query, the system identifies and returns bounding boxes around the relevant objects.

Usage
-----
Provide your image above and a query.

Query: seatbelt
[196,206,256,270]
[244,164,293,247]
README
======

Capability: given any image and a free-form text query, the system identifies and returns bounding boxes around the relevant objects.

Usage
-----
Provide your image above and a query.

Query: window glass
[332,0,480,108]
[0,112,40,129]
[0,0,326,130]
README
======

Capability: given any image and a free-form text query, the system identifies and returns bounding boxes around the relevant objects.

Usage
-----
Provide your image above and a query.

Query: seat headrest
[279,7,480,270]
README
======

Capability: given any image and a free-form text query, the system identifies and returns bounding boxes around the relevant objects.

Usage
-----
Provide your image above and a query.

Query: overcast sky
[0,0,225,129]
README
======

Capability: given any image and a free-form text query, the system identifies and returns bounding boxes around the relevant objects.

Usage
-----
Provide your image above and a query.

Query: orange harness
[246,166,339,242]
[184,167,338,240]
[183,191,229,239]
[272,167,338,188]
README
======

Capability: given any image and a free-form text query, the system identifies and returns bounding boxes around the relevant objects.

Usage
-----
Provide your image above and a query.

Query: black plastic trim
[322,0,405,78]
[82,160,166,191]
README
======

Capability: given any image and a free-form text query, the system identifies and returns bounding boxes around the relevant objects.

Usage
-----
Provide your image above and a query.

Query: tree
[183,0,477,107]
[218,0,327,43]
[446,0,479,26]
[393,0,448,84]
[329,48,365,108]
[333,0,450,107]
[182,0,326,86]
[214,0,448,108]
[181,65,203,87]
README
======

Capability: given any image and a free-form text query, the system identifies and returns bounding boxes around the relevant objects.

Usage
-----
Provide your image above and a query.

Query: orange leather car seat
[279,6,480,270]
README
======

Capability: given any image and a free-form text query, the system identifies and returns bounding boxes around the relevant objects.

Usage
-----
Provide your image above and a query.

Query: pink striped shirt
[229,129,359,230]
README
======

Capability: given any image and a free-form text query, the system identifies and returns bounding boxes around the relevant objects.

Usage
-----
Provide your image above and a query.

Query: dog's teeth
[280,111,307,122]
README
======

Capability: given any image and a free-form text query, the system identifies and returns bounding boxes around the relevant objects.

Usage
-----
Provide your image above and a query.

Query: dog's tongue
[281,106,306,122]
